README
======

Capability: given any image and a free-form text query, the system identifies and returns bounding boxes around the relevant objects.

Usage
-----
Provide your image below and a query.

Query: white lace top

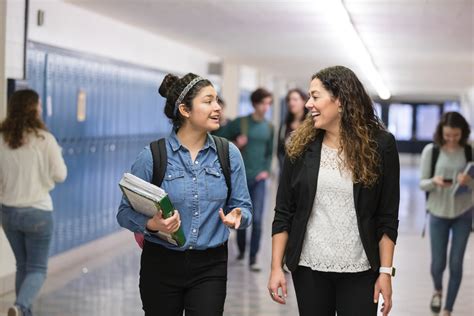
[299,144,371,272]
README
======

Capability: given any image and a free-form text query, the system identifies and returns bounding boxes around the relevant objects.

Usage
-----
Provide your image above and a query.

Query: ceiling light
[322,1,391,100]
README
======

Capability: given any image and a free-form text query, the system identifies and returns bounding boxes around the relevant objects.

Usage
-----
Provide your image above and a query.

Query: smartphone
[443,179,453,184]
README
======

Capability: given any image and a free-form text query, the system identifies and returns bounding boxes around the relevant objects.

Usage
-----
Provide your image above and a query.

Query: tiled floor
[0,164,473,315]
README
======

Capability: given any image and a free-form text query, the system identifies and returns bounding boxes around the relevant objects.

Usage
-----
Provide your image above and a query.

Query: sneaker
[8,305,22,316]
[249,256,261,272]
[430,292,442,314]
[249,263,262,272]
[441,311,451,316]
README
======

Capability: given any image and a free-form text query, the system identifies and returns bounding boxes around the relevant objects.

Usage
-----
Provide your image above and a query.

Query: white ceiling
[65,0,474,101]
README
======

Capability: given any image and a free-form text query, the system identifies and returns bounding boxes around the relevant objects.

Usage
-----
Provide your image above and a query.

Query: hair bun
[159,74,179,98]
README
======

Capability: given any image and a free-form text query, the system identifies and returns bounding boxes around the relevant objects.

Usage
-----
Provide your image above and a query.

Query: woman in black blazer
[267,66,400,316]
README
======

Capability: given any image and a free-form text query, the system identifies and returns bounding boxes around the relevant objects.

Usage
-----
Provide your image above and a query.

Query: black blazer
[272,130,400,272]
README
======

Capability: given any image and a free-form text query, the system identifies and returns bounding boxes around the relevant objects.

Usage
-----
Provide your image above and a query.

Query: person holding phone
[419,111,473,316]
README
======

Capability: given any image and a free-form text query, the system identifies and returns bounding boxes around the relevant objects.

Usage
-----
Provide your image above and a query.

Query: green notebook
[119,173,186,247]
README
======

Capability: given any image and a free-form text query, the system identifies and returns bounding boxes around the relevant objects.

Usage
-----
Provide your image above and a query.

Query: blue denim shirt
[117,131,253,250]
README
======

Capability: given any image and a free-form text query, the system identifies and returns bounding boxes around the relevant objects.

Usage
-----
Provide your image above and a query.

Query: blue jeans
[1,206,53,316]
[430,210,472,312]
[237,179,266,262]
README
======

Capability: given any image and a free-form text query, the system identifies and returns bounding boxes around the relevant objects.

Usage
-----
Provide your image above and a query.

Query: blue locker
[27,43,172,255]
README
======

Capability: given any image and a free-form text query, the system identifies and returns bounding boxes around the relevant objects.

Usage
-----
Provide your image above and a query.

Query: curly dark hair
[0,89,47,149]
[159,73,213,130]
[433,111,471,146]
[286,66,386,187]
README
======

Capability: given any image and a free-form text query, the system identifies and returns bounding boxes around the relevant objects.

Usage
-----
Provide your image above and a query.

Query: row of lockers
[26,42,171,255]
[28,42,171,139]
[49,137,156,255]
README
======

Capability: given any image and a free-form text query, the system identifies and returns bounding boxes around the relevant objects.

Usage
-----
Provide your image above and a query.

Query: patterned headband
[173,76,205,116]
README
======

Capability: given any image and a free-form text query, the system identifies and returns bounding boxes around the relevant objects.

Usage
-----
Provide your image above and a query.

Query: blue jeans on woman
[430,210,472,312]
[237,179,266,265]
[1,205,53,316]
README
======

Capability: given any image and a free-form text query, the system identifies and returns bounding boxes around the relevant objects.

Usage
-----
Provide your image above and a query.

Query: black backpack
[149,135,232,204]
[421,144,473,237]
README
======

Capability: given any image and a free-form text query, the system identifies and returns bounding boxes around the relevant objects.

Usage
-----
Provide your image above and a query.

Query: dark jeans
[139,240,228,316]
[292,266,379,316]
[237,178,266,262]
[1,206,54,316]
[430,210,472,312]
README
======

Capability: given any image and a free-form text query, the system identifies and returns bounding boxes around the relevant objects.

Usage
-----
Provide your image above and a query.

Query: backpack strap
[240,116,249,136]
[212,135,232,205]
[464,144,472,162]
[430,145,440,179]
[150,138,167,187]
[426,145,440,203]
[134,138,167,248]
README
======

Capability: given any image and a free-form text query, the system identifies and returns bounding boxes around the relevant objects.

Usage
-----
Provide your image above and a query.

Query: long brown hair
[0,89,47,149]
[433,111,470,147]
[284,88,309,130]
[286,66,386,187]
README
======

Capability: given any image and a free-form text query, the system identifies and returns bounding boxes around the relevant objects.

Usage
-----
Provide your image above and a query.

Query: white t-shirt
[0,130,67,210]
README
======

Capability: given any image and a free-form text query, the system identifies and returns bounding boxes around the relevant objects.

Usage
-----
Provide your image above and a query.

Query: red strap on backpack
[134,232,144,249]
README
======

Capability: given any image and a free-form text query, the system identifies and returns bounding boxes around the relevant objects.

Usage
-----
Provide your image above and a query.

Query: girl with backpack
[420,111,473,316]
[117,73,252,316]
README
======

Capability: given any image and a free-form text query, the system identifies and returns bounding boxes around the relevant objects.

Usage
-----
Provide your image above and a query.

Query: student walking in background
[222,87,274,271]
[277,88,308,171]
[117,73,252,316]
[211,96,230,137]
[268,66,399,316]
[0,89,67,316]
[419,111,473,316]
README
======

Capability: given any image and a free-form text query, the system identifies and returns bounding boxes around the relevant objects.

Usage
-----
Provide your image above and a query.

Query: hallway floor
[1,165,473,315]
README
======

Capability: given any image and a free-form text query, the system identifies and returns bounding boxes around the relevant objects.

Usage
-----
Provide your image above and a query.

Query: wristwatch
[379,267,396,277]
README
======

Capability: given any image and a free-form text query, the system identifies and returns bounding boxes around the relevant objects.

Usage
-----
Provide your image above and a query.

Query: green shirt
[419,143,474,218]
[222,114,274,180]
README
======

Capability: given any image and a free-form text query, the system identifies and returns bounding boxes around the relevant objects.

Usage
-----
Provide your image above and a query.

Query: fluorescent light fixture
[323,1,391,100]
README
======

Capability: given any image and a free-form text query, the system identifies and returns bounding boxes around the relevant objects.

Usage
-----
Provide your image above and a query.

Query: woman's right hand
[267,267,288,304]
[432,176,452,188]
[146,210,181,233]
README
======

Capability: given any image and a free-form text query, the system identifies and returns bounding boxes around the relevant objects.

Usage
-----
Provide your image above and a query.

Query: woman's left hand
[219,208,242,229]
[373,274,392,316]
[457,173,472,186]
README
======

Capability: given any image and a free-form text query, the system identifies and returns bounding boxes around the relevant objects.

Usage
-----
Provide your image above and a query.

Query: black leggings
[292,266,379,316]
[139,240,228,316]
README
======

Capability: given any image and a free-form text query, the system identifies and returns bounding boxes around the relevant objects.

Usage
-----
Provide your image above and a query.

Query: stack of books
[119,173,186,247]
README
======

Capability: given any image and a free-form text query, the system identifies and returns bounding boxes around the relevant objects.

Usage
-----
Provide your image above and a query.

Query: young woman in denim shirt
[117,73,252,316]
[0,89,67,316]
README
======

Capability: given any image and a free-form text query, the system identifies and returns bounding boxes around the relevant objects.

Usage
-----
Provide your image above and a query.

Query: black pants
[140,240,228,316]
[292,266,379,316]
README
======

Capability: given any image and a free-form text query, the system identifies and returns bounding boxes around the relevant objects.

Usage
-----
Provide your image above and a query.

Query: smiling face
[442,126,462,148]
[305,78,341,133]
[181,85,221,132]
